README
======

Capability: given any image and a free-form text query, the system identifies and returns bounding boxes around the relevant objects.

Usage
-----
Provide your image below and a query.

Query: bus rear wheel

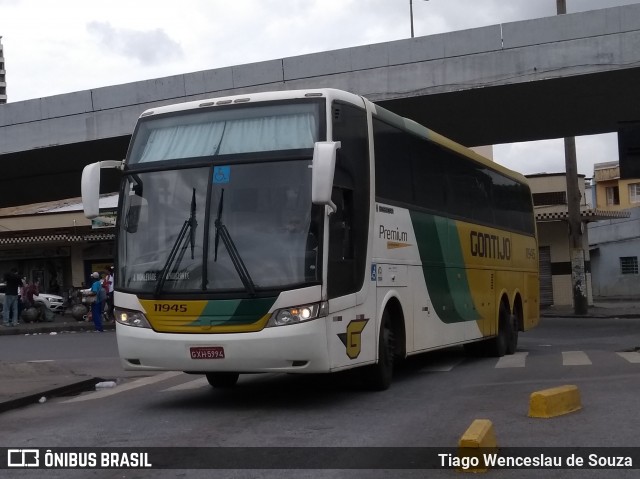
[489,302,516,357]
[206,372,239,388]
[505,309,519,355]
[361,310,394,391]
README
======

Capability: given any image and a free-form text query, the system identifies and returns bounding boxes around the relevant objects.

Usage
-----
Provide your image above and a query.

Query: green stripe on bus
[410,211,480,323]
[189,297,276,326]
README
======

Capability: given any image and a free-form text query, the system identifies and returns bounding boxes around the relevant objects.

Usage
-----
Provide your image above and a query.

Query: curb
[0,321,116,336]
[540,313,640,319]
[0,377,103,413]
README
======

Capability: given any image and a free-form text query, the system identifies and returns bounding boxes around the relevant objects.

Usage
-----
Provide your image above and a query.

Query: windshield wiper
[154,188,198,296]
[214,188,256,296]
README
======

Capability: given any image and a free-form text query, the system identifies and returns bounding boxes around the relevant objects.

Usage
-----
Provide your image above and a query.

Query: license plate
[190,346,225,359]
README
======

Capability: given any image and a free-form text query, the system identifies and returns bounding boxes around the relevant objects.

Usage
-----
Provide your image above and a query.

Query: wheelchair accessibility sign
[213,166,230,184]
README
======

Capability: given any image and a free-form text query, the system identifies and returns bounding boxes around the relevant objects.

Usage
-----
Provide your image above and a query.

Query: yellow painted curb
[528,385,582,418]
[458,419,498,473]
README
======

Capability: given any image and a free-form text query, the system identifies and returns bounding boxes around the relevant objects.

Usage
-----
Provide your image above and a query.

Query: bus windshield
[118,160,321,295]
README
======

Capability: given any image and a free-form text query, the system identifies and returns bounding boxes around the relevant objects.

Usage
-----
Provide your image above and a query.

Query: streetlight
[409,0,429,38]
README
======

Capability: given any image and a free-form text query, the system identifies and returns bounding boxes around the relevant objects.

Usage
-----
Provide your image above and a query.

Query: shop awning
[535,208,631,223]
[0,231,115,245]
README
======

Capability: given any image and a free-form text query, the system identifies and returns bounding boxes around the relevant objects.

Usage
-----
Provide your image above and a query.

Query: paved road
[1,316,640,478]
[0,329,117,361]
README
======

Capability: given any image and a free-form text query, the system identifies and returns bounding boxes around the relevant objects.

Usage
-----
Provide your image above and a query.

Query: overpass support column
[557,0,588,314]
[564,137,588,315]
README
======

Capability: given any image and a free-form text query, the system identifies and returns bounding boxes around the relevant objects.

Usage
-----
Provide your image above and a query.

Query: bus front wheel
[361,310,394,391]
[206,372,240,388]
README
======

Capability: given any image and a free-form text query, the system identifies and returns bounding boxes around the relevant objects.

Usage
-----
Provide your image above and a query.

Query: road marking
[495,351,528,368]
[421,357,465,372]
[562,351,592,366]
[162,377,209,391]
[62,371,184,403]
[617,351,640,363]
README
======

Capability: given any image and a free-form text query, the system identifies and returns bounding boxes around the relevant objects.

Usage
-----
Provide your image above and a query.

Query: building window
[532,191,567,206]
[629,183,640,204]
[606,186,620,205]
[620,256,638,275]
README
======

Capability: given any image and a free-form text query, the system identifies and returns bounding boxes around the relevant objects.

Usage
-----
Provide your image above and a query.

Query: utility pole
[557,0,588,314]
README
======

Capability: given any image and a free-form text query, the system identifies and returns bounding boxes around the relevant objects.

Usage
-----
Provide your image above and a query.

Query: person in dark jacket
[3,268,23,327]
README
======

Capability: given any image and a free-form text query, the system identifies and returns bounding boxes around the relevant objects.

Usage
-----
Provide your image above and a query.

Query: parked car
[0,283,65,314]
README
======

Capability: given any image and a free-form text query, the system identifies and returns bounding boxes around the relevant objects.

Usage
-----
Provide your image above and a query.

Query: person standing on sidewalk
[3,268,23,327]
[89,272,105,332]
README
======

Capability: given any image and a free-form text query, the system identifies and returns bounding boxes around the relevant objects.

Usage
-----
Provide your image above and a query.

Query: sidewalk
[0,310,117,413]
[1,301,639,414]
[541,300,640,319]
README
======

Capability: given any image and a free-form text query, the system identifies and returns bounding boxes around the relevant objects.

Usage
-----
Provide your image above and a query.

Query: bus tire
[505,310,518,355]
[206,372,239,388]
[489,302,512,357]
[361,310,394,391]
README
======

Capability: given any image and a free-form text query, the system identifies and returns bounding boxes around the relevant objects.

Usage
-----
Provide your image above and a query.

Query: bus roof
[138,88,528,186]
[138,88,366,118]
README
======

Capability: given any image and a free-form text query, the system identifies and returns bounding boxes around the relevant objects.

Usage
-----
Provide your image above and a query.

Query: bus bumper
[116,319,331,373]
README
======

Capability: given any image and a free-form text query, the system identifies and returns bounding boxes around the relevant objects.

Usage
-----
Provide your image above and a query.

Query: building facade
[588,161,640,299]
[0,197,115,297]
[527,173,628,308]
[589,208,640,298]
[593,161,640,210]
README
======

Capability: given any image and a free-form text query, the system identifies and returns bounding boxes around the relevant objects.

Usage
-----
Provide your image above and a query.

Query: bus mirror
[81,162,101,219]
[81,160,123,219]
[312,141,340,213]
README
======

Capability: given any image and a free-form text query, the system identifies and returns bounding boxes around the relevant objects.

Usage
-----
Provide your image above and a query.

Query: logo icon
[8,449,40,467]
[337,317,369,359]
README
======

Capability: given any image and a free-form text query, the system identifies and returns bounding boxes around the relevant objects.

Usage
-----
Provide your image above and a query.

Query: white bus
[82,88,539,390]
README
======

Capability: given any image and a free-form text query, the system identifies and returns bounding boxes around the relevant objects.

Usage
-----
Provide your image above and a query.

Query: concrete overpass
[1,4,640,207]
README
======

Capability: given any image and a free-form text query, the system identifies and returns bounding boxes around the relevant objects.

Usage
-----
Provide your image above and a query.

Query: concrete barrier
[458,419,497,473]
[528,385,582,418]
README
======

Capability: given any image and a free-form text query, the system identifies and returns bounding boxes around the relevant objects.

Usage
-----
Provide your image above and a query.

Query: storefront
[0,198,115,296]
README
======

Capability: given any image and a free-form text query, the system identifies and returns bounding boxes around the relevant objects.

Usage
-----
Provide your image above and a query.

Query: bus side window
[327,101,369,299]
[329,187,354,261]
[328,187,356,297]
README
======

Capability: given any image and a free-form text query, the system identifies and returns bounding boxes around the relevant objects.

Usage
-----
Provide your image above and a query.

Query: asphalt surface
[0,309,115,412]
[1,301,639,413]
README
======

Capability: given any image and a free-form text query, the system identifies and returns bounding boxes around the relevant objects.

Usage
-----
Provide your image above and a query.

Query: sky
[2,0,639,177]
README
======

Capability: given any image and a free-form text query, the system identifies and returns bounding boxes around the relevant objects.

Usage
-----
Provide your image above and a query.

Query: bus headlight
[268,302,327,327]
[114,308,151,328]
